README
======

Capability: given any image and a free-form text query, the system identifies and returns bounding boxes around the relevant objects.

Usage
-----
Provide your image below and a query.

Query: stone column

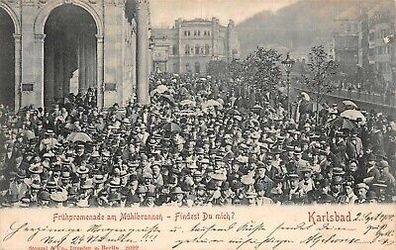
[34,33,46,109]
[135,0,150,105]
[13,34,22,111]
[45,40,55,107]
[96,34,104,109]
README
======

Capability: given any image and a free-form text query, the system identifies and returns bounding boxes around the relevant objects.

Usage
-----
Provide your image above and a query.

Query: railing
[294,84,396,108]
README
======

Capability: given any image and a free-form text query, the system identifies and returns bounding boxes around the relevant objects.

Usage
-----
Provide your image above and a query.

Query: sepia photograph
[0,0,395,249]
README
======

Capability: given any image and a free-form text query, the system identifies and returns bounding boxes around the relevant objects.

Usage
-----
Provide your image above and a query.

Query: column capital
[34,33,46,42]
[96,34,104,43]
[13,34,22,41]
[135,0,149,9]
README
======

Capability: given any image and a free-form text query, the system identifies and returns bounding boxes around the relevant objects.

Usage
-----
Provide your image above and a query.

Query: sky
[150,0,298,27]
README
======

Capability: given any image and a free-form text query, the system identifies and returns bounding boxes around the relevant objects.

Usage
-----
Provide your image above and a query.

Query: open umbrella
[300,92,311,101]
[160,94,175,106]
[331,117,357,130]
[202,99,223,109]
[23,130,35,140]
[342,100,358,109]
[155,84,169,94]
[163,122,182,134]
[67,132,92,143]
[303,102,323,113]
[180,99,196,107]
[179,109,196,116]
[341,110,366,122]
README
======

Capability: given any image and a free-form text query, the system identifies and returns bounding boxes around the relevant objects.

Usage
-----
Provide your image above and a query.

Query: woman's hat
[50,192,67,203]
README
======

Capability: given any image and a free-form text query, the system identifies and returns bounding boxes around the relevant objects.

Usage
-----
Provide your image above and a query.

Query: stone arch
[34,0,103,36]
[0,1,21,35]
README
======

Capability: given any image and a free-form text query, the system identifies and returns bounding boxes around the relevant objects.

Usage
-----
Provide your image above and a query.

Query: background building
[0,0,151,110]
[332,0,395,89]
[151,17,240,75]
[332,7,360,74]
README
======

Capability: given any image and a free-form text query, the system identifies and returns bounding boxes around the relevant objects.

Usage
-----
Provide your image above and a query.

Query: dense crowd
[0,73,395,208]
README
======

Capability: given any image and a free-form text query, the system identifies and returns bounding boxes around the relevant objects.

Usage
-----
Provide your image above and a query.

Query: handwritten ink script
[0,206,395,250]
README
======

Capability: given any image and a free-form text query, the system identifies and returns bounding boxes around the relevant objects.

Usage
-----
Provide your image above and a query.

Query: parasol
[342,100,358,109]
[160,94,175,106]
[340,110,366,123]
[330,117,357,130]
[66,132,92,143]
[202,99,223,109]
[162,122,182,133]
[23,130,36,140]
[180,99,196,107]
[303,102,323,113]
[155,84,169,94]
[300,92,311,101]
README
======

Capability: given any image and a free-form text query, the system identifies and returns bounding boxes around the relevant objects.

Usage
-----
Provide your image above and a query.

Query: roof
[335,7,360,21]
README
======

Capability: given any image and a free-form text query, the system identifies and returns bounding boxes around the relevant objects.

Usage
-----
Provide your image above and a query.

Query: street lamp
[281,52,295,117]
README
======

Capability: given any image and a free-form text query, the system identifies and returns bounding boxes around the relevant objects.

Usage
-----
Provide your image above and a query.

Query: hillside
[236,0,358,58]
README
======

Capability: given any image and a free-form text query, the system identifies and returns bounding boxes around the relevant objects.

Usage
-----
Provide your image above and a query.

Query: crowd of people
[0,73,395,208]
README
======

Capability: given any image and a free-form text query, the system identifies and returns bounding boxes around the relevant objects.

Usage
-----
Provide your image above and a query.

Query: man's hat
[61,171,71,180]
[356,183,369,190]
[332,176,344,185]
[81,180,94,189]
[17,169,27,179]
[137,185,148,194]
[171,186,184,194]
[30,179,41,190]
[108,192,122,202]
[77,166,89,175]
[333,167,346,176]
[109,179,121,188]
[76,199,90,208]
[367,191,378,200]
[206,181,217,190]
[46,178,58,189]
[28,165,43,175]
[93,175,106,184]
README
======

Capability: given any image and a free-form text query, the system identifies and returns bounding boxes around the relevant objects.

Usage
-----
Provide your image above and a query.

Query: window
[173,45,178,55]
[194,31,197,36]
[204,31,207,36]
[195,62,200,74]
[184,31,187,36]
[207,31,210,36]
[186,63,191,73]
[195,45,200,55]
[198,30,201,36]
[205,44,210,55]
[185,44,190,54]
[345,23,351,32]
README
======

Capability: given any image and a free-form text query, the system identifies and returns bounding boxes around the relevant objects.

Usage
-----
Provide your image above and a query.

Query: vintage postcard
[0,0,395,249]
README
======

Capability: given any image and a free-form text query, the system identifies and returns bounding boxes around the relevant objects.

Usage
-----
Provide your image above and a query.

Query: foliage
[207,60,229,79]
[304,45,338,102]
[244,47,283,92]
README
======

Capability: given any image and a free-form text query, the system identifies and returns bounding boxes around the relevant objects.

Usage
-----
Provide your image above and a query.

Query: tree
[304,46,338,121]
[244,47,283,92]
[207,60,229,80]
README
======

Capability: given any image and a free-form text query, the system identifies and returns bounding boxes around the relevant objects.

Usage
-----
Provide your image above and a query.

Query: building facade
[0,0,150,111]
[367,0,395,83]
[332,7,360,74]
[151,18,240,75]
[332,0,395,86]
